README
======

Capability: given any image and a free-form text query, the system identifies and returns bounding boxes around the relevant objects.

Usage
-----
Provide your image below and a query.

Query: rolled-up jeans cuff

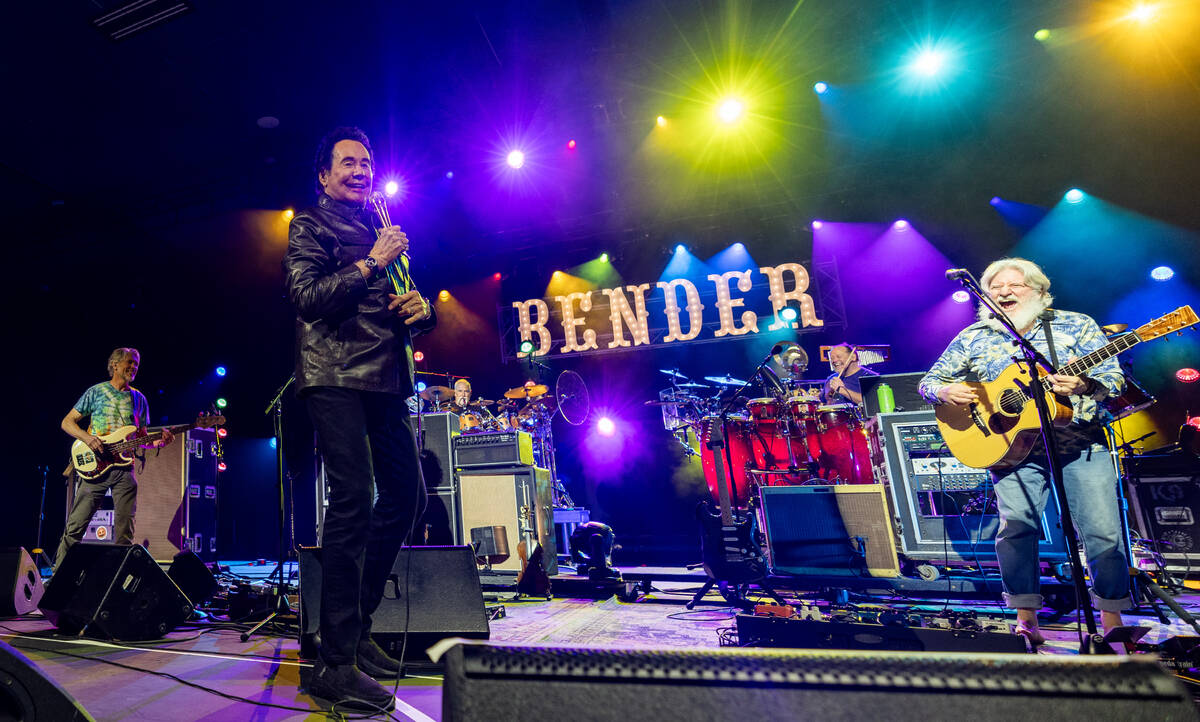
[1003,592,1043,610]
[1092,593,1131,612]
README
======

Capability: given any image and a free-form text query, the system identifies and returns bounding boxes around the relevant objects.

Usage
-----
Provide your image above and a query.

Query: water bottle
[876,382,895,414]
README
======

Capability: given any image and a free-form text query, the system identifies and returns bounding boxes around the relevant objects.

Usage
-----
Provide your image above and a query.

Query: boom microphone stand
[948,270,1105,654]
[242,374,296,642]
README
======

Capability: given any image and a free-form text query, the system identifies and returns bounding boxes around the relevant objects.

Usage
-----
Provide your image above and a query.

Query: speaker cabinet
[0,639,93,721]
[134,429,220,562]
[1127,452,1200,573]
[167,550,218,607]
[458,466,556,577]
[0,548,45,616]
[298,545,489,663]
[416,412,459,489]
[442,644,1197,722]
[38,543,192,640]
[759,484,900,577]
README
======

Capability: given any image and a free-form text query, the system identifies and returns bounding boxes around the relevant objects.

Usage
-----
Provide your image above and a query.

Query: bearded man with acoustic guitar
[55,347,173,567]
[919,257,1129,646]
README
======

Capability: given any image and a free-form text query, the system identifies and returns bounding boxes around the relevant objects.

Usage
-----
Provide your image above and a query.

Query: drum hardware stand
[951,271,1107,654]
[243,374,298,642]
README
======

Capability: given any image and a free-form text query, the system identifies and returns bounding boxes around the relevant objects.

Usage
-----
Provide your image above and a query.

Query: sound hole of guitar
[998,388,1027,415]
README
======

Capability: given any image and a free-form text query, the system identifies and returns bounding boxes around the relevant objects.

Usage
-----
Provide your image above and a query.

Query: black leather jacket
[283,194,436,396]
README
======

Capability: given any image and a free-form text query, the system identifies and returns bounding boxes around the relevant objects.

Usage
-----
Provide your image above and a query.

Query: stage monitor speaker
[133,429,220,562]
[458,466,556,577]
[441,643,1197,722]
[298,545,489,663]
[167,550,218,607]
[38,543,192,640]
[0,548,45,616]
[0,639,94,721]
[759,484,900,577]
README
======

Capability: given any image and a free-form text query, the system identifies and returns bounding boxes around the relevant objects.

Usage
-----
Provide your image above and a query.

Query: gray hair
[979,257,1054,305]
[106,347,140,376]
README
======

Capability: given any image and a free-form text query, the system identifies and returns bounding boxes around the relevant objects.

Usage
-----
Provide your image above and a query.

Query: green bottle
[876,382,895,413]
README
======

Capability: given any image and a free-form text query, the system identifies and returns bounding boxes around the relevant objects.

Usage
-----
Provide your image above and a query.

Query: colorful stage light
[675,244,687,254]
[519,340,535,354]
[893,219,910,230]
[384,180,399,197]
[811,220,823,230]
[269,437,277,450]
[416,381,427,392]
[445,171,454,180]
[952,290,971,304]
[597,417,616,436]
[215,366,226,377]
[656,115,667,128]
[1127,3,1159,23]
[813,82,828,95]
[282,209,294,220]
[567,139,577,150]
[493,272,502,281]
[438,290,450,301]
[989,196,1001,206]
[1189,416,1200,429]
[217,462,227,472]
[780,307,798,322]
[215,397,227,409]
[506,150,525,169]
[717,98,745,125]
[217,428,228,438]
[1034,29,1051,42]
[909,48,948,77]
[600,253,609,263]
[1177,368,1200,383]
[1064,188,1085,204]
[1151,265,1175,281]
[413,351,425,363]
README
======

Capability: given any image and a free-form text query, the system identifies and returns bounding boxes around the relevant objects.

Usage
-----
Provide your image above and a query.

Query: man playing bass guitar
[918,258,1129,646]
[56,347,173,568]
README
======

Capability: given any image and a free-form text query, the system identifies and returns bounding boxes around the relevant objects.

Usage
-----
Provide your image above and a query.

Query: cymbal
[704,375,746,386]
[504,384,549,399]
[420,385,454,402]
[645,398,698,407]
[659,368,689,380]
[674,381,709,389]
[526,394,557,408]
[469,398,495,407]
[1101,323,1129,336]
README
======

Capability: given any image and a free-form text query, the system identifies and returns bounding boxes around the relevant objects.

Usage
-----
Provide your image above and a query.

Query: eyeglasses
[987,283,1030,293]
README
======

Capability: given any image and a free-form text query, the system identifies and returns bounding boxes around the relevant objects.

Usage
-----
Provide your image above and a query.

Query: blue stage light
[813,81,828,95]
[215,366,226,377]
[1064,188,1085,204]
[780,307,799,322]
[1151,265,1175,281]
[675,244,686,253]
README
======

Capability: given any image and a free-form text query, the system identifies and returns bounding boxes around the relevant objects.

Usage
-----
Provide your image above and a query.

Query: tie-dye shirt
[919,309,1123,425]
[74,382,150,436]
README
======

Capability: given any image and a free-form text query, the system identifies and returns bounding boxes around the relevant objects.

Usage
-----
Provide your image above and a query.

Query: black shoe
[307,659,396,713]
[357,638,403,679]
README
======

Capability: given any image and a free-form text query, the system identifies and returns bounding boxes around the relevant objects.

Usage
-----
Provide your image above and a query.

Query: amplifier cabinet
[458,466,556,576]
[455,431,534,468]
[131,429,220,562]
[416,412,459,489]
[1127,454,1200,573]
[760,484,900,577]
[869,411,1068,564]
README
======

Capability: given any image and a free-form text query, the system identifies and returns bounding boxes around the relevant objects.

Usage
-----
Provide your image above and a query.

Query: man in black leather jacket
[284,126,435,713]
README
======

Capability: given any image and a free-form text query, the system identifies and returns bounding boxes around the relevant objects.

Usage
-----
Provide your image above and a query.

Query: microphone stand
[242,374,297,642]
[949,271,1106,654]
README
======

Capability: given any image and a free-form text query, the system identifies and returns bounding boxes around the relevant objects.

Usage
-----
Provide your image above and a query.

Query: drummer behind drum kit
[651,342,875,508]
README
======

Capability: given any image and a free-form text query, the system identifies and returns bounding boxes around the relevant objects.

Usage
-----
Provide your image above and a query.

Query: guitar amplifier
[455,431,534,469]
[458,466,556,578]
[1126,453,1200,574]
[759,485,900,577]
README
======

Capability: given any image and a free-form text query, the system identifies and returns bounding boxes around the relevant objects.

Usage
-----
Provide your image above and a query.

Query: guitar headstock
[1135,306,1199,342]
[195,414,226,429]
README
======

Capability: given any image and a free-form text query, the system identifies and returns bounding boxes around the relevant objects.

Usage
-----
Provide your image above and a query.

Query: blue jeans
[992,434,1130,612]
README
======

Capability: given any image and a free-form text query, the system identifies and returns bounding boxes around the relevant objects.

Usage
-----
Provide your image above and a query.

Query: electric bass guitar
[70,414,225,480]
[935,306,1197,469]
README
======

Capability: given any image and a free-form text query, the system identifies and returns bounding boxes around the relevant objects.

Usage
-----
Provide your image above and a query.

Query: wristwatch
[362,255,379,276]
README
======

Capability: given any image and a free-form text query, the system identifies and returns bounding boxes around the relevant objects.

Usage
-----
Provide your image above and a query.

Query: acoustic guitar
[935,306,1196,469]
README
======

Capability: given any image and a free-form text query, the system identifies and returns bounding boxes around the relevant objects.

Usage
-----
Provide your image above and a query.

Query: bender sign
[508,262,826,359]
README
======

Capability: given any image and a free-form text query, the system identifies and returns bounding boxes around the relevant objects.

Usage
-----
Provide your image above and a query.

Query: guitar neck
[1039,332,1140,391]
[106,422,194,454]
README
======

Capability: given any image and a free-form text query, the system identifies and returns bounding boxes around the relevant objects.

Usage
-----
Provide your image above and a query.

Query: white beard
[977,294,1051,333]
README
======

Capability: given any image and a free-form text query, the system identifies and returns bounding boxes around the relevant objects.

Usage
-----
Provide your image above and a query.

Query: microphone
[945,268,970,281]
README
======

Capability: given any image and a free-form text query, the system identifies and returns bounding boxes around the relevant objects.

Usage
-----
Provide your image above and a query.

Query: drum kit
[649,342,875,506]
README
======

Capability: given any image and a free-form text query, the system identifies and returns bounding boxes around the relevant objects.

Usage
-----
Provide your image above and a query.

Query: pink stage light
[1177,368,1200,383]
[597,417,616,436]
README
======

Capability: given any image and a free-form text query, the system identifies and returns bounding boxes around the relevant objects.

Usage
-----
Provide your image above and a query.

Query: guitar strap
[1039,310,1060,370]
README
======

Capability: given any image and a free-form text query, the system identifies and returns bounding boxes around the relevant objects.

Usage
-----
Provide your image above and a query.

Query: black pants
[305,387,427,666]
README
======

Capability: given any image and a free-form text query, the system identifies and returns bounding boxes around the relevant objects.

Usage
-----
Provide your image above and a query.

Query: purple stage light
[384,180,399,197]
[597,417,616,436]
[952,290,970,303]
[893,219,909,230]
[811,220,823,230]
[445,171,454,179]
[989,196,1001,206]
[506,150,525,169]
